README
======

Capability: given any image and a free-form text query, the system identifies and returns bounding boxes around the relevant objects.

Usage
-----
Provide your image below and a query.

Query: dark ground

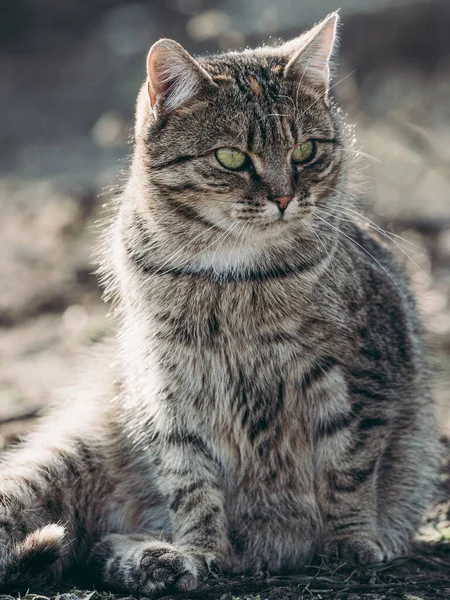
[1,0,450,598]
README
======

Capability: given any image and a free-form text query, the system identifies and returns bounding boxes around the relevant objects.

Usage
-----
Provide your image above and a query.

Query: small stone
[55,594,83,600]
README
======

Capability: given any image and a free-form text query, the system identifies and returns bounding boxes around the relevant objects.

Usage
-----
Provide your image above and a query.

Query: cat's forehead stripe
[212,74,233,82]
[248,77,263,96]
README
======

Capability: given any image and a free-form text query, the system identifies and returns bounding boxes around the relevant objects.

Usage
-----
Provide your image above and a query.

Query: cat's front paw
[132,543,223,594]
[322,534,389,565]
[133,543,198,593]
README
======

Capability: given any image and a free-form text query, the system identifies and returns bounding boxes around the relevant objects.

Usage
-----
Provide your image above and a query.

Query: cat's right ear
[281,12,339,100]
[147,39,215,118]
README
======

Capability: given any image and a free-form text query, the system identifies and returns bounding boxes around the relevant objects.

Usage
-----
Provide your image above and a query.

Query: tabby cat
[0,13,439,595]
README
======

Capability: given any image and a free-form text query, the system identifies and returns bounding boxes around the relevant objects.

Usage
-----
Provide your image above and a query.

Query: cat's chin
[232,216,306,239]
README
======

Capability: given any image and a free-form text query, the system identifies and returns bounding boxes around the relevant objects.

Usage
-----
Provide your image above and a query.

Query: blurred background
[0,0,450,442]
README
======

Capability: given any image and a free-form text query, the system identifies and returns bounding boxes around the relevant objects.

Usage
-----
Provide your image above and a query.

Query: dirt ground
[0,1,450,598]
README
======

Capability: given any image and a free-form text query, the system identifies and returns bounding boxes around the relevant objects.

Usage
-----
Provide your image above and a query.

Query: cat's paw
[0,522,66,589]
[132,542,206,594]
[323,534,389,565]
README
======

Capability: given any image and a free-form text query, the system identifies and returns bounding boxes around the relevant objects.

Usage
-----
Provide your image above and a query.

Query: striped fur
[0,13,439,595]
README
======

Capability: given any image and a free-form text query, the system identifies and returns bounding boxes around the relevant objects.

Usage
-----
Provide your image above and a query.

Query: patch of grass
[2,546,450,600]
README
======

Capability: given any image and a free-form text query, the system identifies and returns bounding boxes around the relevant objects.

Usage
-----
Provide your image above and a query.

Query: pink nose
[272,195,293,211]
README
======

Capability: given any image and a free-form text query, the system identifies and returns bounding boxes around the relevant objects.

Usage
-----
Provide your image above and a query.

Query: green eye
[215,148,248,170]
[292,140,316,164]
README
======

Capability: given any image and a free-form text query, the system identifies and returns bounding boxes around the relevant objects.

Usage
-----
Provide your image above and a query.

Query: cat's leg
[319,455,386,565]
[316,407,390,565]
[159,431,230,567]
[0,412,112,590]
[376,409,439,556]
[106,429,230,593]
[318,398,439,565]
[89,533,201,594]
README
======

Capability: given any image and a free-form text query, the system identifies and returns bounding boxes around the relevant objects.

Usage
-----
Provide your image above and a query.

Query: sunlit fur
[0,14,439,596]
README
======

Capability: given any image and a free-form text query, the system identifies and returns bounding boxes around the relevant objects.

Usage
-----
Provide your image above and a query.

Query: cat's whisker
[327,205,424,255]
[320,190,425,252]
[304,219,339,288]
[319,185,410,240]
[315,206,428,275]
[305,219,328,259]
[340,146,384,165]
[313,212,407,298]
[337,205,424,251]
[225,111,248,146]
[228,110,246,124]
[274,93,296,112]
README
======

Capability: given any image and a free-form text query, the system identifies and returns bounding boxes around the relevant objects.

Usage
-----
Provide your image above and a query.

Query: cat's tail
[1,524,67,591]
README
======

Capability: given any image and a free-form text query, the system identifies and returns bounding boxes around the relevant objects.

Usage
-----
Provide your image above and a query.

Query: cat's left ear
[282,12,339,99]
[147,39,215,118]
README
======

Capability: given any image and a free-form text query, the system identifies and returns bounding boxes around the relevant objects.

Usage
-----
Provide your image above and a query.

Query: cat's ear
[282,12,339,98]
[146,39,215,117]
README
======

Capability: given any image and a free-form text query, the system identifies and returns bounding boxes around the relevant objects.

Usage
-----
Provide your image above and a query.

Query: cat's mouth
[263,204,315,227]
[229,197,313,227]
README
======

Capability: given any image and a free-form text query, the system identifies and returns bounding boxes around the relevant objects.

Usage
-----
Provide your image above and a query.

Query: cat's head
[130,13,350,273]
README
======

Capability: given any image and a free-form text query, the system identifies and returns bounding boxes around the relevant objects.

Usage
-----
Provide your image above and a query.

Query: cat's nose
[272,195,294,211]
